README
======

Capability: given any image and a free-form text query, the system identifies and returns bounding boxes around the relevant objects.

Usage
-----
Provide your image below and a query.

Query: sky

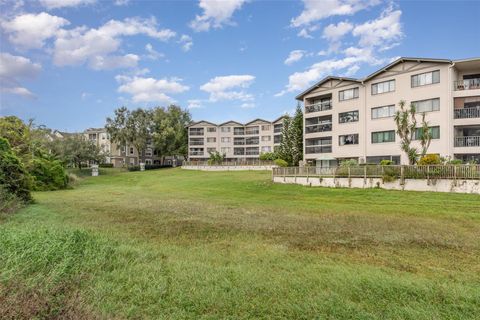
[1,0,479,132]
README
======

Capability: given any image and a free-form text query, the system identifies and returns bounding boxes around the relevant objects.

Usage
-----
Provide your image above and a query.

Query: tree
[0,138,32,202]
[0,116,32,163]
[277,115,293,165]
[152,105,191,161]
[106,107,130,151]
[394,100,432,164]
[290,104,304,166]
[51,134,105,168]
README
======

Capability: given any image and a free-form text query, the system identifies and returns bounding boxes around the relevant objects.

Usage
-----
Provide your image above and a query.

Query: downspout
[361,79,367,164]
[448,61,455,159]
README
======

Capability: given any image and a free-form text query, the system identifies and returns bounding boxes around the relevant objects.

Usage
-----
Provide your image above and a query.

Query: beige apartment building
[84,128,179,167]
[187,117,286,160]
[296,57,480,167]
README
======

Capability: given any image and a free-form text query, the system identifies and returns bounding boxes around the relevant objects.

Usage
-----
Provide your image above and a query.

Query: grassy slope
[1,168,479,319]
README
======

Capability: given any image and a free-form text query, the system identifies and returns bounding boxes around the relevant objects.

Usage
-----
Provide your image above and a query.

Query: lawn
[1,168,479,319]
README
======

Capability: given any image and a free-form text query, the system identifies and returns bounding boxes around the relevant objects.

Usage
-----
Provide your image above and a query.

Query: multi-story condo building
[296,57,480,167]
[187,117,286,161]
[83,128,181,167]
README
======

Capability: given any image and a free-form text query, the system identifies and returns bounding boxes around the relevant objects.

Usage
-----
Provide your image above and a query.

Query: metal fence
[273,165,480,181]
[183,160,275,166]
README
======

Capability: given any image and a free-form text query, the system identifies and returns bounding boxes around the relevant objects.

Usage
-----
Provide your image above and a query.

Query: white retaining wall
[183,165,275,171]
[273,176,480,194]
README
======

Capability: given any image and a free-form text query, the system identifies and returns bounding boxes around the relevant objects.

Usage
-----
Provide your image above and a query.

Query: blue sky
[1,0,479,131]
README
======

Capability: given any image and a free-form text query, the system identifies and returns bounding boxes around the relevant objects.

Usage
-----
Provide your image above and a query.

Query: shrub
[340,159,358,167]
[127,164,172,171]
[99,163,114,168]
[379,160,394,166]
[0,138,32,202]
[418,154,441,165]
[30,157,68,191]
[0,185,24,216]
[274,159,288,167]
[259,152,278,161]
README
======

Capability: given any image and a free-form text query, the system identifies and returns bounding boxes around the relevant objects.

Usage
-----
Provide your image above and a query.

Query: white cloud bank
[190,0,247,32]
[0,52,41,98]
[284,50,309,65]
[116,75,189,104]
[39,0,96,10]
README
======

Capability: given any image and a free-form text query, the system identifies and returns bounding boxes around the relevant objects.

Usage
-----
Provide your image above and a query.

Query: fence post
[348,166,351,179]
[364,165,367,186]
[427,165,430,185]
[400,165,405,185]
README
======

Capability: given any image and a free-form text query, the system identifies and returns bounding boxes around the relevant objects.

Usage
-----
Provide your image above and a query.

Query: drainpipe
[448,61,455,159]
[361,80,367,164]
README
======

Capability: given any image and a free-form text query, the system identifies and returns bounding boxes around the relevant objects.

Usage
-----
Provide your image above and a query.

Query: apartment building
[84,128,175,167]
[187,117,286,160]
[296,57,480,167]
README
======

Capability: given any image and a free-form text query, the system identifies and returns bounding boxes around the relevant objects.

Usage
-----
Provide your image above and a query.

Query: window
[339,134,359,146]
[129,147,134,154]
[189,128,204,136]
[246,147,259,155]
[274,135,282,144]
[189,138,204,145]
[234,137,245,145]
[261,135,271,142]
[234,147,245,155]
[411,70,440,87]
[372,130,395,143]
[305,115,332,133]
[221,147,230,154]
[145,159,152,165]
[207,137,216,143]
[371,79,395,95]
[245,126,259,135]
[339,110,359,123]
[221,137,231,143]
[305,137,332,154]
[413,126,440,140]
[412,98,440,113]
[261,146,272,153]
[221,127,231,133]
[245,137,259,145]
[366,155,400,164]
[207,127,216,132]
[145,148,152,156]
[274,124,283,133]
[261,125,271,131]
[372,105,395,119]
[207,148,216,153]
[339,87,359,101]
[234,127,244,135]
[305,97,332,113]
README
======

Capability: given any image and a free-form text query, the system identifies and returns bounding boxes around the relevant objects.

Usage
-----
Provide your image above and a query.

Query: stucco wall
[183,165,275,171]
[273,176,480,194]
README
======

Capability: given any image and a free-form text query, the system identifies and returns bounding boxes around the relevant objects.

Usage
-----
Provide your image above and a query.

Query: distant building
[187,116,286,161]
[296,57,480,167]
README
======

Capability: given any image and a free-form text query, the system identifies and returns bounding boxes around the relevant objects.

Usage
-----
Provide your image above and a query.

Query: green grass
[1,168,479,319]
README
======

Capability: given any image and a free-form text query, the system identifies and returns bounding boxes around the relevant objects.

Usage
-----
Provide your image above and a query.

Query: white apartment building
[296,57,480,167]
[187,117,286,161]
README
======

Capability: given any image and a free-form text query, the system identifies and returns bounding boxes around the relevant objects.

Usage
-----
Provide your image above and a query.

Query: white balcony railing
[454,107,480,119]
[189,151,204,156]
[454,78,480,91]
[454,136,480,147]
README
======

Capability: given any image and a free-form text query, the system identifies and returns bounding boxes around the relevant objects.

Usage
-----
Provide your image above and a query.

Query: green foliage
[277,116,293,165]
[277,106,304,166]
[49,134,105,168]
[0,138,32,202]
[274,159,288,167]
[207,151,225,165]
[418,154,441,165]
[379,160,394,165]
[99,163,114,168]
[127,164,172,171]
[30,156,68,191]
[446,159,463,165]
[259,152,278,161]
[0,116,32,162]
[340,159,358,167]
[0,185,24,216]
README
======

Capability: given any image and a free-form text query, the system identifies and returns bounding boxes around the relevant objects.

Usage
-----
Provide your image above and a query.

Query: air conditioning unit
[359,157,366,164]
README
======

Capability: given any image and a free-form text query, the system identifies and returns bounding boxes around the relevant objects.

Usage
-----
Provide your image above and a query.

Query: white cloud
[113,0,130,5]
[116,75,189,104]
[291,0,380,27]
[200,74,255,102]
[1,12,69,49]
[240,102,255,108]
[145,43,164,60]
[297,28,313,39]
[53,17,176,69]
[0,52,41,98]
[187,99,203,109]
[190,0,247,32]
[39,0,96,9]
[178,35,193,52]
[322,21,353,42]
[352,6,402,48]
[284,50,308,65]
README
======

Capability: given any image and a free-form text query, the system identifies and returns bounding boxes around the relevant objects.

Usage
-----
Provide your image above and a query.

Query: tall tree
[277,115,293,165]
[126,108,153,163]
[152,105,191,161]
[418,113,433,159]
[290,104,304,166]
[106,107,130,150]
[49,134,105,168]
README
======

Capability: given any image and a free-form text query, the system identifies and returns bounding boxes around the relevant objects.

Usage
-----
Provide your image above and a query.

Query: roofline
[218,120,244,126]
[452,57,480,63]
[272,115,287,123]
[295,76,361,101]
[244,118,270,126]
[295,57,453,101]
[186,120,217,128]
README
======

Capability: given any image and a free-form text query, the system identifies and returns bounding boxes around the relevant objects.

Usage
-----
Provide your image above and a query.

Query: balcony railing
[454,107,480,119]
[245,130,259,135]
[189,141,204,146]
[305,123,332,134]
[245,151,259,155]
[305,145,332,154]
[305,101,332,113]
[454,136,480,147]
[454,78,480,91]
[189,151,204,156]
[234,131,245,135]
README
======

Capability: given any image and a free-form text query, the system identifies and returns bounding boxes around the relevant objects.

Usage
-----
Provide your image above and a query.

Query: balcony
[454,107,480,119]
[305,123,332,134]
[305,145,332,154]
[454,78,480,91]
[189,151,204,156]
[305,100,332,113]
[234,129,245,135]
[274,125,283,133]
[455,136,480,147]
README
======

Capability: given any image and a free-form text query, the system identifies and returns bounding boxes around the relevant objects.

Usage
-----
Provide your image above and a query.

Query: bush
[99,163,114,168]
[0,138,32,202]
[127,164,172,172]
[379,160,394,166]
[30,157,68,191]
[274,159,288,167]
[418,154,441,165]
[0,186,24,216]
[340,159,358,167]
[259,152,278,161]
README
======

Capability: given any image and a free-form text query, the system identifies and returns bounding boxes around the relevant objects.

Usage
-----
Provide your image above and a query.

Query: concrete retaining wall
[183,165,275,171]
[273,176,480,194]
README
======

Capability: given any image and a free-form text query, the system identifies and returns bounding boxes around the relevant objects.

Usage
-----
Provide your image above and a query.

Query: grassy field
[1,168,479,319]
